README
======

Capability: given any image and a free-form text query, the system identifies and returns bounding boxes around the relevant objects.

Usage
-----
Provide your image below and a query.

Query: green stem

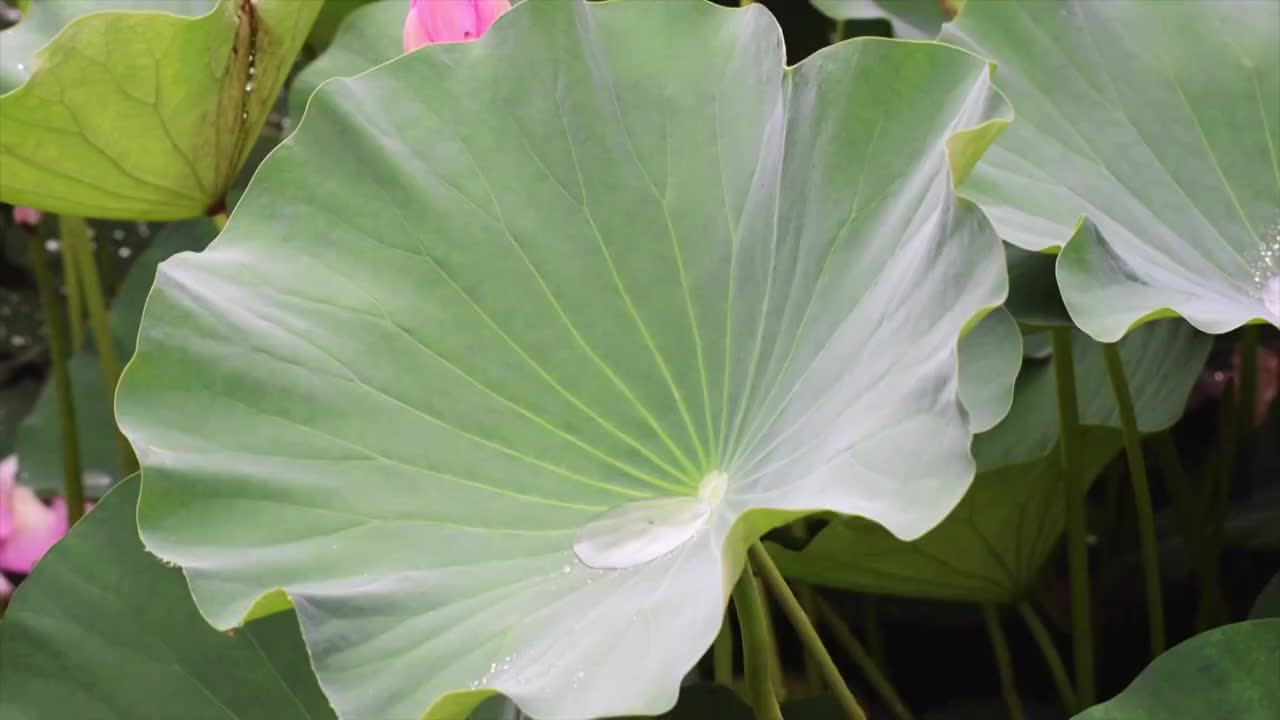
[862,596,890,674]
[1101,343,1166,657]
[212,211,229,232]
[1016,602,1079,714]
[1151,432,1225,626]
[60,217,138,477]
[26,228,84,527]
[734,565,783,720]
[58,238,84,349]
[1050,327,1094,706]
[714,609,735,687]
[831,19,847,44]
[755,576,788,701]
[983,605,1025,720]
[795,582,825,693]
[749,543,867,720]
[817,598,914,720]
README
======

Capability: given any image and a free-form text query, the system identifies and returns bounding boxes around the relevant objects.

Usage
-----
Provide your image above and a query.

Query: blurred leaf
[0,378,37,454]
[945,0,1280,340]
[306,0,379,51]
[810,0,949,40]
[16,219,217,495]
[771,320,1210,603]
[289,0,402,121]
[1250,571,1280,620]
[0,475,338,720]
[0,0,320,219]
[618,685,752,720]
[115,2,1011,717]
[1073,620,1280,719]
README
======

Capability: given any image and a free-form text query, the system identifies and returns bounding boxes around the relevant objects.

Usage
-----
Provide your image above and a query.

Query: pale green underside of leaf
[117,2,1010,718]
[15,220,218,495]
[946,0,1280,341]
[0,476,338,720]
[770,319,1211,603]
[0,0,320,219]
[1073,620,1280,719]
[811,0,946,40]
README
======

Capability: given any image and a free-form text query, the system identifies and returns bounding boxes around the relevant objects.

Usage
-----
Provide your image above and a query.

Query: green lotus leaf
[944,0,1280,341]
[288,0,403,121]
[957,306,1021,433]
[15,219,217,495]
[0,0,320,219]
[810,0,954,40]
[0,476,338,720]
[1073,620,1280,719]
[117,2,1010,717]
[770,319,1210,603]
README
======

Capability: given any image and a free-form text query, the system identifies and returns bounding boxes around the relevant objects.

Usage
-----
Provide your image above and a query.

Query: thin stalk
[831,19,847,44]
[212,211,229,232]
[714,609,735,687]
[795,582,825,693]
[755,577,788,701]
[863,596,890,674]
[749,543,867,720]
[1201,380,1238,632]
[1101,343,1166,657]
[1050,327,1094,706]
[60,217,138,477]
[734,565,783,720]
[26,228,84,526]
[1151,432,1225,626]
[1016,602,1079,714]
[817,597,914,720]
[58,238,84,349]
[983,605,1025,720]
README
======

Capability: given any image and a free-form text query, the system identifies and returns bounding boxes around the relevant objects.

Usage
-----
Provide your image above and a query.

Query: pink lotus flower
[403,0,510,51]
[11,206,42,227]
[0,455,88,595]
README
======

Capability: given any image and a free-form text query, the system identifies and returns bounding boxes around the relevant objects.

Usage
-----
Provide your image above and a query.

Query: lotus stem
[1016,602,1079,714]
[1152,432,1225,626]
[1238,324,1258,438]
[1101,343,1166,657]
[749,543,867,720]
[983,605,1025,720]
[817,597,914,720]
[714,608,735,686]
[25,226,84,526]
[60,216,138,477]
[733,564,783,720]
[1050,326,1094,706]
[58,237,84,348]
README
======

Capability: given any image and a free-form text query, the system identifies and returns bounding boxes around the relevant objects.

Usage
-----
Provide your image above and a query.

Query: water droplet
[241,111,249,120]
[561,564,571,574]
[44,239,59,252]
[117,246,133,259]
[248,66,256,76]
[10,335,28,347]
[245,81,255,93]
[111,228,125,241]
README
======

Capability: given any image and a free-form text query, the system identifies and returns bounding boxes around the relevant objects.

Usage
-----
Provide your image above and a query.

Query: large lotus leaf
[15,220,217,495]
[0,476,338,720]
[1073,620,1280,719]
[810,0,954,40]
[0,0,320,219]
[770,319,1210,603]
[115,2,1010,718]
[943,0,1280,341]
[288,0,402,121]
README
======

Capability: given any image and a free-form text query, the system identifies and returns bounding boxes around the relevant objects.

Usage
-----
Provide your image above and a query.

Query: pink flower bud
[11,206,42,227]
[403,0,510,51]
[0,455,92,578]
